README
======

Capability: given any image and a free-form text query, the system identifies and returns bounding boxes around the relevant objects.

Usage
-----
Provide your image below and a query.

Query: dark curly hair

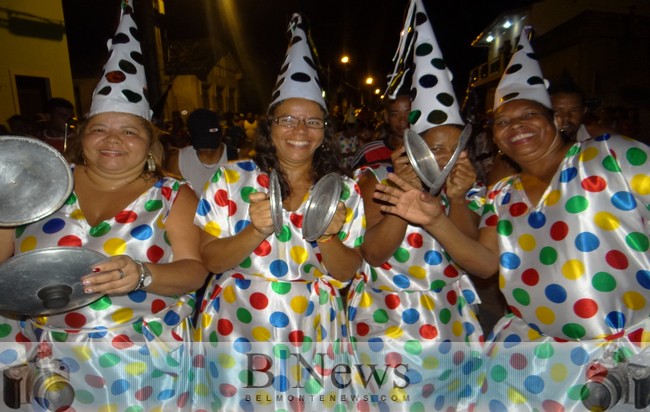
[253,100,345,199]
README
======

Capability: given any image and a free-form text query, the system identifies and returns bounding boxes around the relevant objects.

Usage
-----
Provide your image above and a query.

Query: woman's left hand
[319,201,346,239]
[445,151,477,201]
[80,255,142,295]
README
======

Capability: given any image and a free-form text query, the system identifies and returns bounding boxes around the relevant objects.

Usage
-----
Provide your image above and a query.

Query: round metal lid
[302,173,342,242]
[0,136,73,227]
[0,247,106,315]
[268,170,284,235]
[403,129,440,189]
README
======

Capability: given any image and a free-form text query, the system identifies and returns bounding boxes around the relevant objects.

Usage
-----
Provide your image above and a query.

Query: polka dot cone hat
[88,0,152,120]
[269,13,326,111]
[408,0,463,133]
[494,26,551,110]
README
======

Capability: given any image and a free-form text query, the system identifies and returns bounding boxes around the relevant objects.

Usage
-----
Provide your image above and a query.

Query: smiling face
[421,125,462,169]
[270,98,326,168]
[551,92,585,140]
[81,112,151,175]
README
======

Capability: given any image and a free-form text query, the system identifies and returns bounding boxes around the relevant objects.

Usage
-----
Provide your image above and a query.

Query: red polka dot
[58,235,82,247]
[257,174,270,188]
[446,290,458,305]
[443,264,459,278]
[356,322,369,336]
[289,330,304,346]
[581,176,606,192]
[385,294,400,310]
[135,385,153,401]
[250,292,269,310]
[380,262,392,270]
[406,233,423,248]
[217,319,233,335]
[115,210,138,224]
[193,354,205,368]
[385,352,402,367]
[509,202,528,217]
[606,250,628,270]
[356,401,370,412]
[64,312,87,328]
[146,246,164,263]
[111,334,134,349]
[161,186,172,200]
[508,305,522,319]
[253,240,272,256]
[219,383,237,397]
[290,213,303,228]
[226,200,237,217]
[419,324,438,339]
[250,354,271,371]
[85,374,106,389]
[541,399,565,412]
[521,268,539,286]
[485,215,498,227]
[574,298,599,318]
[550,221,569,241]
[510,353,528,370]
[214,190,230,207]
[453,350,465,365]
[151,299,166,314]
[488,189,499,200]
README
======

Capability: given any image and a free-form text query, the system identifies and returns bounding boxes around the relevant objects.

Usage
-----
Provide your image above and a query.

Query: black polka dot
[427,110,448,125]
[436,93,455,107]
[271,90,281,102]
[505,64,522,74]
[129,27,140,42]
[278,63,289,75]
[526,52,539,61]
[409,110,421,125]
[409,87,417,101]
[124,5,133,14]
[97,86,112,96]
[431,58,446,70]
[303,56,317,71]
[419,74,438,88]
[130,51,143,65]
[515,44,524,52]
[122,89,143,103]
[291,72,311,83]
[501,92,520,102]
[416,43,433,57]
[290,36,302,46]
[415,11,428,26]
[113,33,129,44]
[527,76,544,85]
[118,60,137,74]
[273,77,285,90]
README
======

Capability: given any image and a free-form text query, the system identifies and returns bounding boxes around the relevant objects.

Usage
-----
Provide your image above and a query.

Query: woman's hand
[319,201,346,239]
[80,255,143,295]
[248,192,275,237]
[445,151,477,201]
[391,146,423,190]
[374,172,444,226]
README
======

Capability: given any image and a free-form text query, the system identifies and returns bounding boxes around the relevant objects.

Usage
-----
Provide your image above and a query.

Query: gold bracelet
[316,234,336,244]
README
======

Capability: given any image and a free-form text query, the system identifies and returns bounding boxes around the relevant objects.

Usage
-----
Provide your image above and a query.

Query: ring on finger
[118,269,125,280]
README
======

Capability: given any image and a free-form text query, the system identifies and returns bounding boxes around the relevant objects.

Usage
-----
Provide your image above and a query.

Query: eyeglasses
[273,115,326,129]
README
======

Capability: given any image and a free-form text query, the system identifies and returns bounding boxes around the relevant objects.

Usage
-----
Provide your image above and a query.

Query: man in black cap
[165,108,237,196]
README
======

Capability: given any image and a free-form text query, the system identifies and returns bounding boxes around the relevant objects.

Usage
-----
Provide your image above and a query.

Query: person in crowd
[336,106,360,172]
[224,112,247,154]
[348,3,483,408]
[374,27,649,411]
[548,71,594,142]
[6,114,40,137]
[36,97,76,154]
[165,108,238,197]
[192,14,365,411]
[0,4,207,410]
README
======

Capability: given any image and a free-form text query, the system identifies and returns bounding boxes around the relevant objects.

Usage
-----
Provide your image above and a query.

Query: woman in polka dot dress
[193,97,365,411]
[347,125,485,411]
[374,98,650,411]
[0,112,207,411]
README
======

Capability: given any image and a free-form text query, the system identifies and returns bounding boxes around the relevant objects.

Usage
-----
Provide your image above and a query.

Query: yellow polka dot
[622,291,646,310]
[422,356,439,369]
[631,174,650,195]
[290,246,308,264]
[498,274,506,289]
[536,306,555,325]
[322,391,337,408]
[203,221,221,238]
[255,390,273,405]
[385,326,403,339]
[447,378,461,391]
[550,363,568,382]
[408,266,427,279]
[98,405,118,412]
[451,320,463,336]
[641,332,650,349]
[561,259,585,280]
[194,383,210,396]
[345,206,353,223]
[545,190,562,207]
[359,292,373,308]
[104,238,127,256]
[512,179,524,191]
[73,345,92,362]
[70,208,84,220]
[20,236,37,252]
[125,361,146,376]
[289,364,302,382]
[527,328,542,340]
[377,285,392,292]
[156,214,165,229]
[518,234,536,251]
[593,211,620,231]
[223,169,241,184]
[507,387,527,404]
[579,146,599,162]
[252,326,271,341]
[201,313,213,329]
[223,285,236,304]
[420,294,435,310]
[290,296,308,313]
[218,353,235,368]
[390,387,408,403]
[111,307,134,323]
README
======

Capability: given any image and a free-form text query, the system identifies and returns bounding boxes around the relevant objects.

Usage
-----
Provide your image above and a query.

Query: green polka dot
[166,353,179,367]
[74,389,94,404]
[89,222,111,237]
[439,368,453,381]
[319,289,328,304]
[353,235,363,248]
[482,203,495,216]
[144,199,163,211]
[539,247,557,265]
[567,384,589,401]
[65,193,77,205]
[566,145,580,157]
[512,288,531,306]
[565,195,588,214]
[52,331,68,342]
[0,324,12,338]
[271,282,291,294]
[626,232,649,252]
[496,220,513,236]
[409,403,425,412]
[209,331,218,344]
[89,296,112,310]
[490,365,507,382]
[240,256,252,268]
[430,280,446,292]
[614,346,634,363]
[15,225,26,237]
[602,155,621,172]
[373,309,389,323]
[240,186,256,203]
[125,406,144,412]
[404,340,422,355]
[98,353,121,367]
[334,404,348,412]
[393,247,410,263]
[152,369,165,378]
[148,321,163,337]
[163,230,170,246]
[340,184,351,201]
[592,272,616,292]
[277,226,291,242]
[439,308,451,324]
[273,344,291,359]
[626,147,647,166]
[132,320,143,334]
[305,377,323,394]
[562,323,586,339]
[239,369,253,385]
[303,264,315,274]
[237,308,252,323]
[211,169,223,182]
[534,342,554,359]
[370,267,378,282]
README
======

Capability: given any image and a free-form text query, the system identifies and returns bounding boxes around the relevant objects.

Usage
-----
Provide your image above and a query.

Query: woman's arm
[316,201,362,281]
[0,228,15,263]
[446,152,480,240]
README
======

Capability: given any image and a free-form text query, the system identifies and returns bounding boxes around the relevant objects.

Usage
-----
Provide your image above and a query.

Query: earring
[147,153,155,172]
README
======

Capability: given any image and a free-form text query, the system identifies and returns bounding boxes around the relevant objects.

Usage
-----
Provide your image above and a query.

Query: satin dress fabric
[477,134,650,411]
[0,174,197,411]
[346,163,485,412]
[193,160,366,411]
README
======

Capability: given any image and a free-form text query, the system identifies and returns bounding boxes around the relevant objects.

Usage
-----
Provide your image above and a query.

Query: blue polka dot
[545,284,567,303]
[501,192,512,205]
[459,384,473,398]
[143,327,155,341]
[128,289,147,303]
[559,167,578,183]
[157,389,176,401]
[595,133,611,141]
[368,337,384,352]
[163,311,181,326]
[523,375,544,394]
[611,191,636,211]
[464,322,476,335]
[131,224,153,240]
[61,357,79,373]
[348,306,357,321]
[235,278,251,289]
[489,399,508,412]
[605,311,626,329]
[462,289,477,304]
[42,218,65,234]
[239,161,257,171]
[273,374,290,392]
[575,232,600,252]
[234,219,250,234]
[570,347,590,366]
[435,395,446,410]
[240,399,254,412]
[424,250,443,265]
[504,334,521,348]
[138,344,150,356]
[212,297,220,312]
[88,327,108,339]
[402,309,419,324]
[111,379,130,395]
[154,180,164,188]
[500,252,521,270]
[405,368,422,384]
[233,338,252,353]
[393,274,410,289]
[438,340,451,355]
[636,270,650,290]
[527,212,546,229]
[209,361,219,379]
[0,349,19,365]
[306,301,314,316]
[269,260,289,278]
[196,199,212,216]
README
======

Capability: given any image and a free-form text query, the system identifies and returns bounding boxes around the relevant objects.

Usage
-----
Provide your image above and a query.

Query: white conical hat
[408,0,463,133]
[494,26,551,110]
[88,1,152,120]
[269,13,326,110]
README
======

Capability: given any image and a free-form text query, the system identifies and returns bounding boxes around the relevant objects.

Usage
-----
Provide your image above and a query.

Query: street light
[365,77,373,85]
[340,55,350,64]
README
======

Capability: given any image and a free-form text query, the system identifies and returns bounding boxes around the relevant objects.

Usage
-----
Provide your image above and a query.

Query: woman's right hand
[374,172,444,226]
[391,146,423,190]
[248,191,275,237]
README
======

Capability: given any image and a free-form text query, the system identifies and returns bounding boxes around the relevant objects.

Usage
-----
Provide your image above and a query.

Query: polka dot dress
[347,164,485,411]
[0,173,196,410]
[478,134,650,411]
[193,160,365,411]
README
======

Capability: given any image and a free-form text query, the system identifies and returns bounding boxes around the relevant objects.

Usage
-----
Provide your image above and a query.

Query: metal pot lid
[0,247,106,316]
[302,173,342,242]
[0,136,73,227]
[428,123,473,195]
[403,129,440,189]
[268,170,284,235]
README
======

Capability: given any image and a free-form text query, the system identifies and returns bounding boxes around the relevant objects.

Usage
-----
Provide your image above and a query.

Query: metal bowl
[403,129,439,189]
[268,169,284,235]
[302,173,342,242]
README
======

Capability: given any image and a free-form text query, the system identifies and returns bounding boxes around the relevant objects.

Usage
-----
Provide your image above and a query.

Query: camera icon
[3,358,74,411]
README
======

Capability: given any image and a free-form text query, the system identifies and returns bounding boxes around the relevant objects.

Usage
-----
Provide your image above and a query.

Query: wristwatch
[134,260,153,290]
